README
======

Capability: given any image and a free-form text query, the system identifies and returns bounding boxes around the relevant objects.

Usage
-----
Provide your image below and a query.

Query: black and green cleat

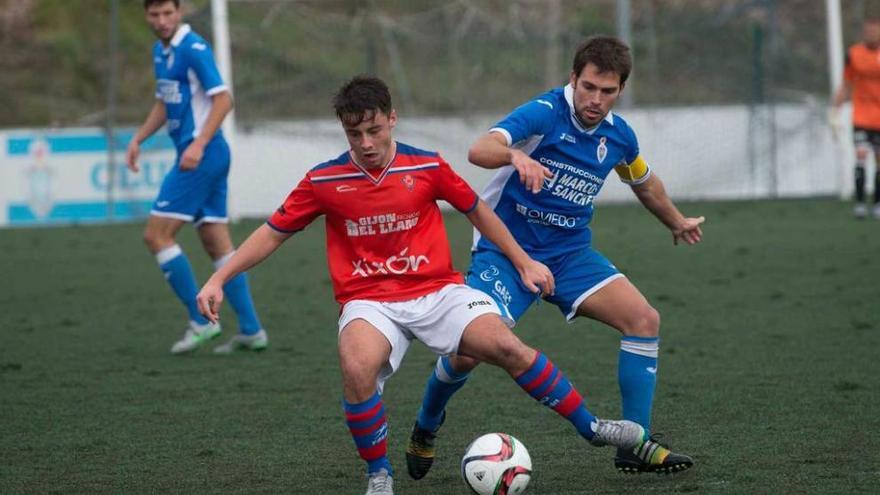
[615,435,694,475]
[405,413,445,480]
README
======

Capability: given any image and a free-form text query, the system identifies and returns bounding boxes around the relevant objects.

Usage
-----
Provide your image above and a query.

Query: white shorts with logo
[338,283,503,392]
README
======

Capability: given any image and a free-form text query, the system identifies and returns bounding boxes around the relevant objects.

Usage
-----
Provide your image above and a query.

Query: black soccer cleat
[615,435,694,475]
[405,412,445,480]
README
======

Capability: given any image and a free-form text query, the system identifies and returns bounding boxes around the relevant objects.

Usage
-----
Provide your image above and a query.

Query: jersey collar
[170,24,191,47]
[563,83,615,135]
[348,142,398,185]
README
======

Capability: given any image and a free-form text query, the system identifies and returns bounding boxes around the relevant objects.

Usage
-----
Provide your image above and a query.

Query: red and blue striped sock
[343,392,392,475]
[514,351,598,441]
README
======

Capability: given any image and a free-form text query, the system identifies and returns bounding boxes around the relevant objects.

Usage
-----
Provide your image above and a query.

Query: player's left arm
[180,43,233,170]
[630,173,705,246]
[179,91,233,170]
[466,200,555,296]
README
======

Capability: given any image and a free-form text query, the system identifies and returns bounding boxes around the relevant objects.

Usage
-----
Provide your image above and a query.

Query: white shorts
[338,284,502,392]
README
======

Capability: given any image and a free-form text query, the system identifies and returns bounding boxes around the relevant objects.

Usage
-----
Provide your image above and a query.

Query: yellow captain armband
[614,155,651,185]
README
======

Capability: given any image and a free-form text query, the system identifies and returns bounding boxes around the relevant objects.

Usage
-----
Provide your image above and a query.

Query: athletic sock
[416,356,470,431]
[619,336,659,432]
[873,170,880,205]
[855,165,866,202]
[156,244,208,325]
[514,351,598,440]
[214,251,262,335]
[344,392,392,476]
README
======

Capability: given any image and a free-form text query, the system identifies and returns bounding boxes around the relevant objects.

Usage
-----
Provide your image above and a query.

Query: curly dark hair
[332,75,393,126]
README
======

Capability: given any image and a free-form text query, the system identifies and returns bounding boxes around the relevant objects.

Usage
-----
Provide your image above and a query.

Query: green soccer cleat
[615,435,694,474]
[213,329,268,354]
[405,412,445,480]
[170,321,221,354]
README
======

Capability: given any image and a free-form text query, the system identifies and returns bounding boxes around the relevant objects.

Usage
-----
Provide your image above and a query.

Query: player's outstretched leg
[210,250,268,353]
[406,355,476,479]
[458,315,646,449]
[155,244,222,354]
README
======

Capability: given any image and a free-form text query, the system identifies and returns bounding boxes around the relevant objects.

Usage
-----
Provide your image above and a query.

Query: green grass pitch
[1,198,878,494]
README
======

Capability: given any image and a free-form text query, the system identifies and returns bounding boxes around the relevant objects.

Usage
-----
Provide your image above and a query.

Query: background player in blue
[125,0,266,354]
[406,36,704,477]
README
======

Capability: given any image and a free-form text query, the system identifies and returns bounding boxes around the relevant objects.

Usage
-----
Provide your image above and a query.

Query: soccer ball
[461,433,532,495]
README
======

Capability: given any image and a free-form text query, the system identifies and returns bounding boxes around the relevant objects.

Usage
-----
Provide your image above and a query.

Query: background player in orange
[833,17,880,218]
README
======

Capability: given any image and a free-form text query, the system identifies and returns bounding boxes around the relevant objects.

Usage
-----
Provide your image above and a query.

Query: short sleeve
[266,175,324,233]
[614,122,651,185]
[434,158,478,213]
[490,96,557,145]
[185,41,227,95]
[622,121,640,165]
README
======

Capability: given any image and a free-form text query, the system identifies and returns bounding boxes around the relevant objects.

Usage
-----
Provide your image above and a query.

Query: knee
[340,357,380,398]
[142,227,165,252]
[492,334,536,373]
[623,305,660,338]
[448,354,480,374]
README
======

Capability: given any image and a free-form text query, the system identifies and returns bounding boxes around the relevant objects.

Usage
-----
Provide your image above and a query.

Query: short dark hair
[144,0,179,9]
[332,75,393,126]
[572,36,632,85]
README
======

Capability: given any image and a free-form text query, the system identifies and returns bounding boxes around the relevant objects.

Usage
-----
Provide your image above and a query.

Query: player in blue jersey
[406,36,702,477]
[125,0,267,354]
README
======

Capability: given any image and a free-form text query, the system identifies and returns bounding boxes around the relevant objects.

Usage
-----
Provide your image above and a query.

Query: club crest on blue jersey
[597,136,608,163]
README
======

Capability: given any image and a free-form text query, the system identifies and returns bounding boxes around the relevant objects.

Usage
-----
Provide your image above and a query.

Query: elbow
[467,146,481,166]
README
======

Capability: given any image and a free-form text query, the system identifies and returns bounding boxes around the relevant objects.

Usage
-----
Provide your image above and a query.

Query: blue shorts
[466,247,624,324]
[150,136,230,226]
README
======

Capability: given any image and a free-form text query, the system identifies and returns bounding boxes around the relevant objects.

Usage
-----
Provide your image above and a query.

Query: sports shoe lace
[367,470,391,493]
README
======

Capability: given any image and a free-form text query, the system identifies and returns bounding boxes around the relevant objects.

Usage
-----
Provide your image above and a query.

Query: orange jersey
[844,43,880,130]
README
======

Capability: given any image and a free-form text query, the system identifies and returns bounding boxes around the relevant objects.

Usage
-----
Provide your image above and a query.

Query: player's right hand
[828,107,842,141]
[125,141,140,173]
[511,149,553,194]
[516,259,555,297]
[196,281,224,323]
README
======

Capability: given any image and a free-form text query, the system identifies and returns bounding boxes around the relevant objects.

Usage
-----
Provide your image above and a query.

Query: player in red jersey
[196,76,648,494]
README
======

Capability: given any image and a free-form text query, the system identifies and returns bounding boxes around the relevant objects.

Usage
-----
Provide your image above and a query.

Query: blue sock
[343,392,392,476]
[618,336,659,433]
[156,245,208,325]
[514,351,598,441]
[214,251,262,335]
[416,356,470,431]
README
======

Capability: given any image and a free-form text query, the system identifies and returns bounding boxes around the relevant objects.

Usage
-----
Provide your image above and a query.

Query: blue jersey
[152,24,227,148]
[475,84,651,258]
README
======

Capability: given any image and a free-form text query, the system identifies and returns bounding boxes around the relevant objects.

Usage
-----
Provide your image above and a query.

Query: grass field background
[1,198,878,494]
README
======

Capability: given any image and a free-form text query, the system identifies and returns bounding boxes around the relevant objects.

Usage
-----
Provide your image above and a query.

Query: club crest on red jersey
[402,174,415,191]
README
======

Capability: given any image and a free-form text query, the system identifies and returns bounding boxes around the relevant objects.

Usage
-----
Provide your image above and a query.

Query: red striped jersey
[268,142,478,305]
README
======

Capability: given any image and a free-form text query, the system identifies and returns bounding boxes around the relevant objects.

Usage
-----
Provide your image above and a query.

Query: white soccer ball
[461,433,532,495]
